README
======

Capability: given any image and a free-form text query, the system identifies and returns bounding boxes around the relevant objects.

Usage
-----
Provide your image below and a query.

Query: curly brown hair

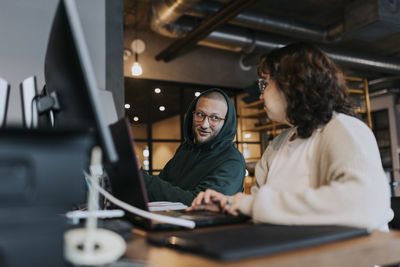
[257,42,355,138]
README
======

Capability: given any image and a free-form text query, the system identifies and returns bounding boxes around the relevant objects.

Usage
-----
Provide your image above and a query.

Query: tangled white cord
[64,147,126,266]
[64,145,195,266]
[91,177,195,229]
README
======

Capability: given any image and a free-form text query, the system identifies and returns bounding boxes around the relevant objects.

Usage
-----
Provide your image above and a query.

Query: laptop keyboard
[154,209,233,219]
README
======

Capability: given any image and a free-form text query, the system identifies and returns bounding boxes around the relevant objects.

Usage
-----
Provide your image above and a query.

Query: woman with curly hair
[188,42,393,231]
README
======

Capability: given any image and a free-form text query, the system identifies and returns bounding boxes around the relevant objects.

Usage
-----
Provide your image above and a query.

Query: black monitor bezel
[44,0,118,163]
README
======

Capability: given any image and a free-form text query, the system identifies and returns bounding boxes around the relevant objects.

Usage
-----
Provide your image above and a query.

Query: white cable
[66,210,125,222]
[86,173,195,229]
[84,147,102,255]
[64,147,126,266]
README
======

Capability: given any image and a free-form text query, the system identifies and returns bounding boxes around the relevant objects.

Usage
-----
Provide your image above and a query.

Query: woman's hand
[224,192,244,216]
[187,189,244,216]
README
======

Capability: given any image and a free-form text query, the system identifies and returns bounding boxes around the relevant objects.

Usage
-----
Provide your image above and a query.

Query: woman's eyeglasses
[258,78,269,94]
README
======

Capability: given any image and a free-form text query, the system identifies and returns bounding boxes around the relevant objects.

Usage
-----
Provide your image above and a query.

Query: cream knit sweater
[240,113,394,230]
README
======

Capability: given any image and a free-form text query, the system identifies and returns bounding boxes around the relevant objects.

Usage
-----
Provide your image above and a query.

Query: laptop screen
[107,118,150,214]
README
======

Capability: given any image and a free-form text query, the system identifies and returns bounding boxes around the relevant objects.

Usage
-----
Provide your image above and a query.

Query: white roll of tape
[64,228,126,266]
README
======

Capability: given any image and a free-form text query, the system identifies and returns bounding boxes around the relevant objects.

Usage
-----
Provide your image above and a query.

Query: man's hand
[187,189,244,216]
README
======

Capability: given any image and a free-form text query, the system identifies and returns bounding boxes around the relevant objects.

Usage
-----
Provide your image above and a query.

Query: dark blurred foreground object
[389,197,400,230]
[0,129,93,267]
[148,223,369,261]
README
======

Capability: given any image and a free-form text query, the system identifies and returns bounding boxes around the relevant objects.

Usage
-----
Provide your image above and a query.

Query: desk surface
[123,225,400,267]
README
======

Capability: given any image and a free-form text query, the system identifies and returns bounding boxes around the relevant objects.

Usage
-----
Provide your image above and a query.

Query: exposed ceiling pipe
[185,0,343,42]
[323,50,400,75]
[150,0,200,38]
[155,0,258,62]
[152,17,257,52]
[152,0,200,23]
[369,76,400,91]
[150,0,400,74]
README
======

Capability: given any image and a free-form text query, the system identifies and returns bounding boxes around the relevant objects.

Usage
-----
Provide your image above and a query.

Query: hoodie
[142,88,246,205]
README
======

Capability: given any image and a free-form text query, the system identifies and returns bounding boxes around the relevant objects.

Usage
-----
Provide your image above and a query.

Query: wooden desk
[123,225,400,267]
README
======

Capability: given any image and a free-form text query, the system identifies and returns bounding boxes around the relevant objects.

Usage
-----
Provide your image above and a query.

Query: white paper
[148,201,188,212]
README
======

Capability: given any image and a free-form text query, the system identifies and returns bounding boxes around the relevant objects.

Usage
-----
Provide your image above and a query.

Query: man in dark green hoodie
[141,88,246,205]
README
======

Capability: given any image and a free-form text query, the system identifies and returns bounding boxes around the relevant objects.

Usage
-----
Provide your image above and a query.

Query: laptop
[107,117,250,230]
[147,223,369,261]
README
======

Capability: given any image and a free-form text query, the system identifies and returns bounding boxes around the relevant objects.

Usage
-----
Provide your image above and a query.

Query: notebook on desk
[147,223,369,261]
[107,118,250,230]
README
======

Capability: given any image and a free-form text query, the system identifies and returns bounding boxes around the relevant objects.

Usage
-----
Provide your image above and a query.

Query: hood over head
[183,88,237,148]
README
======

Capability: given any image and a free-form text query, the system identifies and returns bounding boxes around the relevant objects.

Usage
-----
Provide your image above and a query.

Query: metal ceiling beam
[185,0,343,42]
[155,0,259,62]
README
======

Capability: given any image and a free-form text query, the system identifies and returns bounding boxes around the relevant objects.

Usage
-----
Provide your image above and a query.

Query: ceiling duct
[369,76,400,91]
[344,0,400,41]
[150,0,400,74]
[151,0,200,38]
[185,0,343,42]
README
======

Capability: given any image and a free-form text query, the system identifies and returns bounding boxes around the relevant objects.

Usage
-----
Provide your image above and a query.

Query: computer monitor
[43,0,118,163]
[0,76,10,128]
[20,76,39,129]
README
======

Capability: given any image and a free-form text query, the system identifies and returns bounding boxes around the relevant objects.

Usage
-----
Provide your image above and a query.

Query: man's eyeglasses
[258,78,269,94]
[192,111,225,126]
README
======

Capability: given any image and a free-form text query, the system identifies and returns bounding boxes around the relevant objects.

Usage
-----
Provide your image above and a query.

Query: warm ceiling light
[195,91,201,97]
[154,88,161,93]
[131,61,142,76]
[131,38,145,77]
[244,133,252,139]
[124,104,131,109]
[159,106,165,111]
[131,39,146,54]
[123,49,132,61]
[133,116,139,121]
